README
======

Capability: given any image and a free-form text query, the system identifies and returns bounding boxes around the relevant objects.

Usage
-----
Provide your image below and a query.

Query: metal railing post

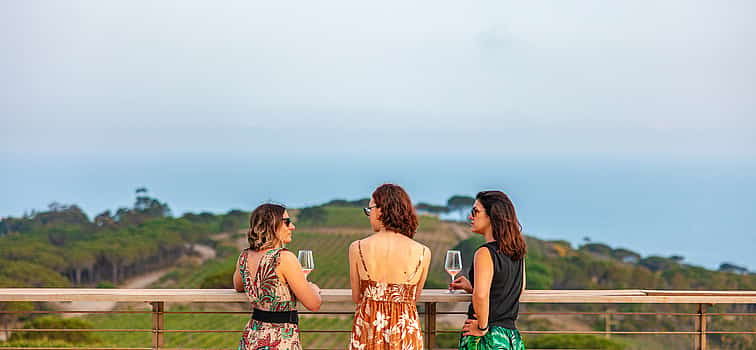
[696,303,707,350]
[424,302,437,349]
[151,301,165,350]
[604,308,612,338]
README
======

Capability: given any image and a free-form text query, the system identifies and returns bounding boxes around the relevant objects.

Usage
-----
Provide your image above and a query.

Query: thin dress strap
[405,247,425,283]
[357,240,371,281]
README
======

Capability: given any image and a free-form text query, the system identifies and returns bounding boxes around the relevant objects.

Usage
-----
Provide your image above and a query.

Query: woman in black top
[450,191,527,350]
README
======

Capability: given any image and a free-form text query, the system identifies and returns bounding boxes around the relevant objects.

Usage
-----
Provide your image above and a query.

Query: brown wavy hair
[247,203,286,250]
[477,191,527,260]
[372,184,418,238]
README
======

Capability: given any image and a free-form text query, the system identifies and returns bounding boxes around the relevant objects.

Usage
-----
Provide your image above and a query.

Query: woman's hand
[462,316,489,337]
[449,275,473,293]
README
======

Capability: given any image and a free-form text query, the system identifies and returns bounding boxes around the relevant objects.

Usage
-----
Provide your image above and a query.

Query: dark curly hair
[372,184,418,238]
[247,203,286,250]
[477,191,527,260]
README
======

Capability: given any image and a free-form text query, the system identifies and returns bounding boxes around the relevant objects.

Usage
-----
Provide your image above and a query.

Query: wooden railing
[1,289,754,349]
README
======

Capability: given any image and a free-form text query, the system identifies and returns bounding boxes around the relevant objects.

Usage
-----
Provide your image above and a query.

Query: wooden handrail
[1,288,755,304]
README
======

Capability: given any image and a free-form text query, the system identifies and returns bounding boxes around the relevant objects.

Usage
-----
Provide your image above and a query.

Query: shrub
[10,316,100,344]
[96,281,116,288]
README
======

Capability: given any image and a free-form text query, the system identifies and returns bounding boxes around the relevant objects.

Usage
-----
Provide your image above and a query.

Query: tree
[66,246,96,284]
[37,203,90,227]
[94,210,116,228]
[114,188,172,225]
[612,248,641,264]
[579,243,613,257]
[324,198,370,207]
[639,256,677,272]
[446,195,474,221]
[298,206,327,226]
[719,263,749,275]
[415,203,449,217]
[133,188,171,218]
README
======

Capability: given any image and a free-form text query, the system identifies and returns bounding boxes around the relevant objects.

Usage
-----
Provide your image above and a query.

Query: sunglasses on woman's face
[363,205,377,216]
[282,217,293,226]
[471,207,480,218]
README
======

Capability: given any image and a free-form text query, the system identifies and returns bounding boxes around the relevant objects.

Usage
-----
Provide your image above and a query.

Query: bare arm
[471,247,494,327]
[233,252,245,292]
[348,241,362,304]
[522,260,527,295]
[278,251,322,311]
[414,246,431,299]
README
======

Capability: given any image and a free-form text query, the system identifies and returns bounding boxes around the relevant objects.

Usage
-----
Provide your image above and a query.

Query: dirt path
[54,243,215,318]
[192,243,216,261]
[445,222,472,241]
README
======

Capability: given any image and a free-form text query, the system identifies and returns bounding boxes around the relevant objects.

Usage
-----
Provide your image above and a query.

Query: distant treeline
[0,189,247,288]
[297,195,476,226]
[312,196,753,275]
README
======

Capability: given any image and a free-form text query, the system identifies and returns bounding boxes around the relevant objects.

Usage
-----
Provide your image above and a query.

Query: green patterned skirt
[458,326,525,350]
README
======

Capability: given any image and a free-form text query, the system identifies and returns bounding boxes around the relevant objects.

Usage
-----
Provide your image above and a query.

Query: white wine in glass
[445,250,462,293]
[298,250,314,278]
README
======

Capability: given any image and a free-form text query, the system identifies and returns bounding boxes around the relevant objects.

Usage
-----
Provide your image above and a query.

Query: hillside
[1,197,754,349]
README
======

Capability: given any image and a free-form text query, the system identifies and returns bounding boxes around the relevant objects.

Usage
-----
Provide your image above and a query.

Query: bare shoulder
[408,238,429,252]
[349,238,364,251]
[474,245,493,260]
[278,250,297,264]
[418,241,431,256]
[403,239,430,261]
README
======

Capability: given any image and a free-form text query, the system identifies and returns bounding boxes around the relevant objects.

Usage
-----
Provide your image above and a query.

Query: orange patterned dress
[349,241,425,350]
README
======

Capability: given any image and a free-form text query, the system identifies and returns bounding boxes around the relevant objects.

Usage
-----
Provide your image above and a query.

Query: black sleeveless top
[466,241,524,329]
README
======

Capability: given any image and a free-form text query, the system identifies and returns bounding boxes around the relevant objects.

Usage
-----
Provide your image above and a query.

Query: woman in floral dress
[233,204,322,350]
[349,184,431,350]
[450,191,527,350]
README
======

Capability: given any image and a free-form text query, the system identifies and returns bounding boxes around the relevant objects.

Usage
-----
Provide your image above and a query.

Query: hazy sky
[2,1,754,157]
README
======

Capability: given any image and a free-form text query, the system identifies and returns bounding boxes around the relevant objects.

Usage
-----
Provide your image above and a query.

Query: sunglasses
[471,207,481,218]
[363,205,377,216]
[282,217,293,226]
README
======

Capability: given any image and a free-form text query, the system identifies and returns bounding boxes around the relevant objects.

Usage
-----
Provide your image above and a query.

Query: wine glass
[298,250,314,278]
[445,250,462,293]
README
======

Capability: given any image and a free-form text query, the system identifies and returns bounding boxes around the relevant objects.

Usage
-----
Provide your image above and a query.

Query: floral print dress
[350,241,425,350]
[238,248,301,350]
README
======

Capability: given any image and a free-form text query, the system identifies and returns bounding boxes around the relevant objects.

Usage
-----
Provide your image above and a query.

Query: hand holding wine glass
[298,250,314,279]
[450,275,472,293]
[445,250,462,293]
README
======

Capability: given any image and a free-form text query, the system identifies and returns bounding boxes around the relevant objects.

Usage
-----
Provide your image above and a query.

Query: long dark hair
[247,203,286,250]
[372,184,418,238]
[477,191,527,260]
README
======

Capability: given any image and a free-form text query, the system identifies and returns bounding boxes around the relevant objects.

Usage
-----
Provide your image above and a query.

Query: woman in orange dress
[348,184,431,350]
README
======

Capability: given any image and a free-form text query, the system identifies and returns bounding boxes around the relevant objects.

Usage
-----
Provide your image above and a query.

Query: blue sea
[2,153,754,271]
